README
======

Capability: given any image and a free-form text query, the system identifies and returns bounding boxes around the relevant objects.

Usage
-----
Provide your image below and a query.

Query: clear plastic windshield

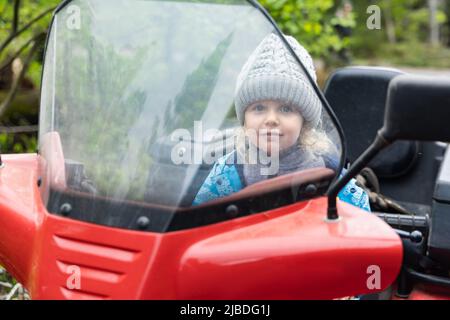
[39,0,343,230]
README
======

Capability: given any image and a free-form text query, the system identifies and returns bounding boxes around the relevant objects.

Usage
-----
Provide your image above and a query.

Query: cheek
[284,116,303,141]
[243,114,262,139]
[244,127,259,147]
[243,112,260,129]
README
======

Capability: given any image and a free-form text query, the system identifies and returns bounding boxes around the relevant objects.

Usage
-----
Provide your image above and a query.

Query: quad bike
[0,0,449,300]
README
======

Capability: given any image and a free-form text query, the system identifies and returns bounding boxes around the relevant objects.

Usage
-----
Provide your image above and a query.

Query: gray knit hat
[234,33,322,128]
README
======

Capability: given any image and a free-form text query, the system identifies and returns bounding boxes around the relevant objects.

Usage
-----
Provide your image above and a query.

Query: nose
[264,108,279,127]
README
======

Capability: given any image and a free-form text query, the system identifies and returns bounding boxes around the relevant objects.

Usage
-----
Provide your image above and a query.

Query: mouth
[260,130,283,139]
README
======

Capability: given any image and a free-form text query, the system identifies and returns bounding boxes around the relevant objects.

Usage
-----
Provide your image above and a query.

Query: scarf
[242,143,325,186]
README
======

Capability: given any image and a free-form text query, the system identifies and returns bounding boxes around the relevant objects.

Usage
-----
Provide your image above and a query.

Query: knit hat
[234,33,322,128]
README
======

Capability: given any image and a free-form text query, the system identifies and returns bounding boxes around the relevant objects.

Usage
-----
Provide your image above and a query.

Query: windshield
[39,0,343,231]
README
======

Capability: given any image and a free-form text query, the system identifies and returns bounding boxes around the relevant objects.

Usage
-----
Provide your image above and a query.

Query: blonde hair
[298,122,337,156]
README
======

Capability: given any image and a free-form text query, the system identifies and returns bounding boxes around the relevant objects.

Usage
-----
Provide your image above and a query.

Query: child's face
[244,100,303,156]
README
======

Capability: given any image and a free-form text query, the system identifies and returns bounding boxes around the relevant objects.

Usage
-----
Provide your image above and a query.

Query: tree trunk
[444,0,450,46]
[384,5,397,44]
[429,0,440,46]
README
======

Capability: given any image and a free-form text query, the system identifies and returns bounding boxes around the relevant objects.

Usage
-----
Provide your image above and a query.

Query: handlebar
[374,212,429,234]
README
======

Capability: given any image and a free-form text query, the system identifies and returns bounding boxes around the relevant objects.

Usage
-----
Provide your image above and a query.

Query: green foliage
[0,0,59,62]
[351,0,449,64]
[39,0,263,201]
[0,1,58,154]
[382,0,446,43]
[259,0,353,60]
[0,265,28,300]
[0,132,36,153]
[402,7,447,42]
[0,265,16,285]
[171,33,234,131]
[15,0,177,197]
[26,59,42,88]
[0,265,16,297]
[50,12,153,200]
[354,41,450,68]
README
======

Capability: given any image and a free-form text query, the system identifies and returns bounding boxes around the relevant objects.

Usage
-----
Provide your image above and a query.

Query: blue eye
[280,105,293,113]
[254,104,265,112]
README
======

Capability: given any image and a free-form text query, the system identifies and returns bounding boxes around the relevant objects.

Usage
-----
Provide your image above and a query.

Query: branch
[0,39,40,119]
[12,0,21,34]
[0,6,55,54]
[0,125,38,133]
[0,32,46,73]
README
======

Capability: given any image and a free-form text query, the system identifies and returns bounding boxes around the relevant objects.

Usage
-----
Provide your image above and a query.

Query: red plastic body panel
[0,154,403,299]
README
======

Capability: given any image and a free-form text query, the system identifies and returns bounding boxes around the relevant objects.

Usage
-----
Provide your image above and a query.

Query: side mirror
[382,75,450,142]
[327,74,450,219]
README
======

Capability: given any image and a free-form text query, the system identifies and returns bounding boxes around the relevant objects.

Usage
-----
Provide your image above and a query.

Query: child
[192,33,370,211]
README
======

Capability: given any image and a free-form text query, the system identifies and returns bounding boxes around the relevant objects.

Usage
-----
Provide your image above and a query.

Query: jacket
[192,150,371,211]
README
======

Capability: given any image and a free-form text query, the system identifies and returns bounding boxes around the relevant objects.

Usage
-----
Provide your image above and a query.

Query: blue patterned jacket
[192,151,371,211]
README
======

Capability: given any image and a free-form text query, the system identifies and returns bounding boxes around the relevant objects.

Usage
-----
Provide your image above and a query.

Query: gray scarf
[243,144,325,186]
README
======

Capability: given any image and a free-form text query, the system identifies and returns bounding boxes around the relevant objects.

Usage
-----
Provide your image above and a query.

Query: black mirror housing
[383,75,450,142]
